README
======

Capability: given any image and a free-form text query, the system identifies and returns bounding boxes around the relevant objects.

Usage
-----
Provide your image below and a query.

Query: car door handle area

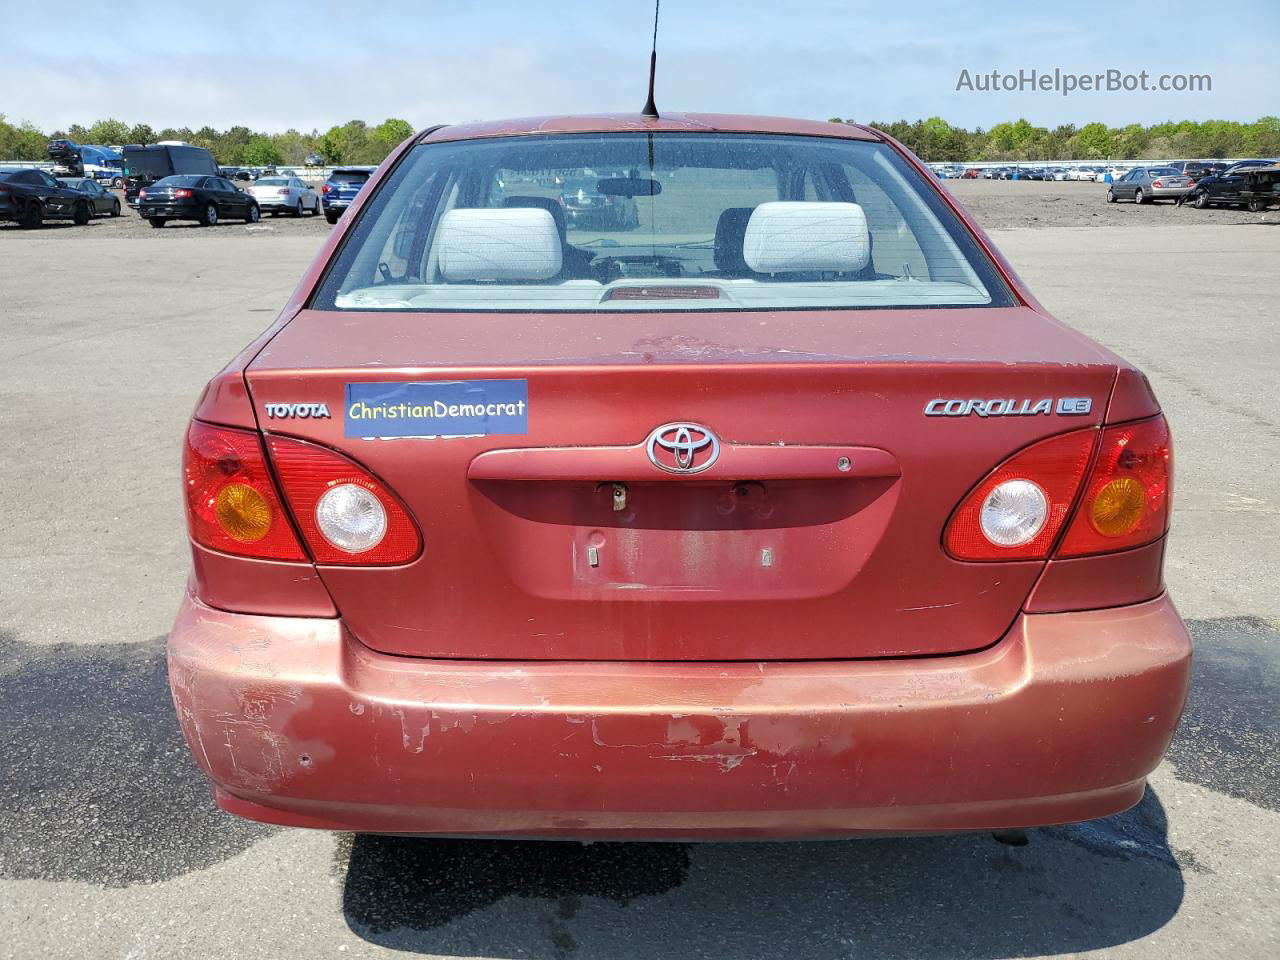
[468,444,901,483]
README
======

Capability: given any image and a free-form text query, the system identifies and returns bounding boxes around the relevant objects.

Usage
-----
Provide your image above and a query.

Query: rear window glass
[151,175,205,187]
[331,171,370,184]
[314,133,1013,313]
[256,178,289,186]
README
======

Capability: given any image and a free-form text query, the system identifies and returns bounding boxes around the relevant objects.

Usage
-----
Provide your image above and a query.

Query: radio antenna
[641,0,661,119]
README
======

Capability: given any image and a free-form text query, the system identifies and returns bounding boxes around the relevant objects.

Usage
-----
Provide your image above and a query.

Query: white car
[1068,166,1096,182]
[248,176,321,216]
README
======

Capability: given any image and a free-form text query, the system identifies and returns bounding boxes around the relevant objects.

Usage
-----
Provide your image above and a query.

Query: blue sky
[4,0,1274,132]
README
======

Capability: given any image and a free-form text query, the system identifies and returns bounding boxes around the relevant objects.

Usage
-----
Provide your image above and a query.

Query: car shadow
[0,629,275,887]
[340,786,1185,959]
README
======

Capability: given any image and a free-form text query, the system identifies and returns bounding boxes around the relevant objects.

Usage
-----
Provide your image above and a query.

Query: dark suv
[321,167,374,224]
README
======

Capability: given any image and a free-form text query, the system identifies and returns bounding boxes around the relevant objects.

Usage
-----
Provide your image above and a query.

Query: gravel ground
[0,185,1277,959]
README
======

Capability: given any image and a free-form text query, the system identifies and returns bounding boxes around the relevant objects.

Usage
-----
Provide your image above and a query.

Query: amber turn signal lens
[1090,476,1145,536]
[214,482,272,543]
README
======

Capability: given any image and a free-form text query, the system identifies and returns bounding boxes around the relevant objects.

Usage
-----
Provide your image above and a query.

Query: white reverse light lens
[979,479,1049,547]
[315,483,387,553]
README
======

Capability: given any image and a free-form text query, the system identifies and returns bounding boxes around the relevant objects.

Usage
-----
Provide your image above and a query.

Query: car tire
[1134,188,1146,205]
[201,203,218,227]
[19,202,43,229]
[294,200,304,217]
[1193,190,1211,210]
[110,200,121,217]
[149,218,166,228]
[1106,188,1116,203]
[112,177,124,189]
[73,201,91,226]
[245,204,261,224]
[1248,197,1266,212]
[325,210,339,225]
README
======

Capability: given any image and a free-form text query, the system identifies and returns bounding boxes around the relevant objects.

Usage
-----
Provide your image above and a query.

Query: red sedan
[169,113,1190,839]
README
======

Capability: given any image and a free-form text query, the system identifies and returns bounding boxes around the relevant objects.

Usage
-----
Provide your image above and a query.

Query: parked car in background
[57,177,122,217]
[960,167,980,178]
[169,113,1189,843]
[1068,166,1096,181]
[322,166,375,224]
[0,168,94,227]
[305,153,324,166]
[123,143,218,206]
[136,174,260,227]
[1189,159,1280,209]
[249,176,321,216]
[558,171,641,229]
[1106,167,1195,204]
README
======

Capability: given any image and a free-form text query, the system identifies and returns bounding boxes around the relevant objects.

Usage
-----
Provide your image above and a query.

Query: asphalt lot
[0,183,1277,959]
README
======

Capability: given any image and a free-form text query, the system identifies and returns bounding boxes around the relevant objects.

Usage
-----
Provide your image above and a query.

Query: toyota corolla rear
[168,114,1190,838]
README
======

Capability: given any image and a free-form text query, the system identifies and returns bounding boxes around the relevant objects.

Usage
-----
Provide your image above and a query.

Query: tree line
[0,116,415,166]
[3,114,1278,165]
[836,116,1280,162]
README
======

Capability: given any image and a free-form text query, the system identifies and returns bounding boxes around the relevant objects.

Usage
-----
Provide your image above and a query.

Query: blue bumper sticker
[345,380,529,438]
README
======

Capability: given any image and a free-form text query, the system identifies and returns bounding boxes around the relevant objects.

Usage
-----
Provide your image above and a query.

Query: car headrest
[502,195,567,242]
[436,207,563,282]
[714,207,754,275]
[742,201,871,274]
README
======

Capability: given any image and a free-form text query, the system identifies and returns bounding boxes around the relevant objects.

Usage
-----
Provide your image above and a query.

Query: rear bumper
[1151,186,1193,198]
[168,592,1191,838]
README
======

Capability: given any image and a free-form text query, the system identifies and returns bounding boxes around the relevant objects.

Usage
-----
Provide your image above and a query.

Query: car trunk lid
[246,305,1117,661]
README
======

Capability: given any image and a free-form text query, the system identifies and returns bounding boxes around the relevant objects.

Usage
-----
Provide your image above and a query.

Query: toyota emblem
[645,422,720,474]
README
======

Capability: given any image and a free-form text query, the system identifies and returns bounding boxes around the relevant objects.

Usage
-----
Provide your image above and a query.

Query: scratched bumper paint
[167,591,1191,838]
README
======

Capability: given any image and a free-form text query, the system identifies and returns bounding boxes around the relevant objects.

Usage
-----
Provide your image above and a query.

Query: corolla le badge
[646,422,720,474]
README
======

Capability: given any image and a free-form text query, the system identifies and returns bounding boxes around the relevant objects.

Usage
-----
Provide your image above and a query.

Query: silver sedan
[1107,167,1195,204]
[248,176,321,216]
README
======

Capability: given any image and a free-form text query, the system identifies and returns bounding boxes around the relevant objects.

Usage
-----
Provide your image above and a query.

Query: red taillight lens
[945,429,1097,560]
[266,435,421,565]
[1152,180,1163,188]
[173,189,193,198]
[1187,179,1196,186]
[322,184,332,193]
[1058,415,1171,557]
[139,189,148,198]
[183,421,305,560]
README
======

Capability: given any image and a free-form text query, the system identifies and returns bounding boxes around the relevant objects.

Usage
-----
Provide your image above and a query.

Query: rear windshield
[1147,168,1180,176]
[331,171,370,184]
[151,175,205,187]
[256,178,289,185]
[313,133,1013,312]
[123,151,172,178]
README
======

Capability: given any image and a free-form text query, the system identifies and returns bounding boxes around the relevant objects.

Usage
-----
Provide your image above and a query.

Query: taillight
[945,429,1096,560]
[1152,180,1163,188]
[1187,179,1196,186]
[183,421,305,560]
[266,436,421,565]
[174,189,193,198]
[1058,415,1171,556]
[139,189,148,198]
[322,184,332,193]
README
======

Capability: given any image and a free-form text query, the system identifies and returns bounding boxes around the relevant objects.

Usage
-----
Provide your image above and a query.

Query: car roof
[421,112,882,144]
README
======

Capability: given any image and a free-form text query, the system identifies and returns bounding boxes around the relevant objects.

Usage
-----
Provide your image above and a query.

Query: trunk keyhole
[611,483,628,513]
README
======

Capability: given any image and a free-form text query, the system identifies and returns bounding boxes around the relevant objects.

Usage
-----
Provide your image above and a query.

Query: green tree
[371,117,414,153]
[128,123,156,145]
[1070,122,1114,159]
[238,137,283,166]
[87,118,131,144]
